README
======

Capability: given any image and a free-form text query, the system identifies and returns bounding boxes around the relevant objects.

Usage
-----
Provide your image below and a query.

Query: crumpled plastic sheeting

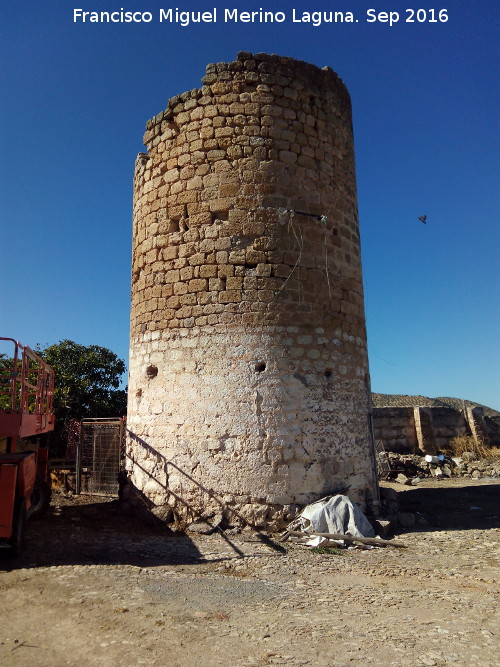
[285,494,375,546]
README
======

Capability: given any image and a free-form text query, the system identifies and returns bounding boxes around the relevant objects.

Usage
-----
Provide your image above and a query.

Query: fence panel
[76,419,123,496]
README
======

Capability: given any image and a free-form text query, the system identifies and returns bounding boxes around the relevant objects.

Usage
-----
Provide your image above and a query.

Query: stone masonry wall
[126,53,378,529]
[372,406,489,454]
[372,407,419,454]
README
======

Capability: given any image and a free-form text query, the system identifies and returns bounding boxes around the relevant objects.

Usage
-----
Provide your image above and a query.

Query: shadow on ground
[4,482,497,570]
[397,483,500,531]
[0,496,207,571]
[0,493,285,571]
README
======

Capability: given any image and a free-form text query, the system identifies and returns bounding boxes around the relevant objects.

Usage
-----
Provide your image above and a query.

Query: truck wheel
[10,499,26,556]
[30,480,52,517]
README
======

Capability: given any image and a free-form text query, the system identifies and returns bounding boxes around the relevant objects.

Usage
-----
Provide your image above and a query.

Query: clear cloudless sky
[1,1,498,408]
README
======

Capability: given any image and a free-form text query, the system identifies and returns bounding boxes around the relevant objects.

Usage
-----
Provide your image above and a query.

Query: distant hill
[371,394,500,418]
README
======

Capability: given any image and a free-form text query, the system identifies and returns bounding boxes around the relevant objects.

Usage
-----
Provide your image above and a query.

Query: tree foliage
[39,340,127,420]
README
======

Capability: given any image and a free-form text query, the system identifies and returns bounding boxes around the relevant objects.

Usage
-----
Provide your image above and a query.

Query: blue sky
[1,1,498,408]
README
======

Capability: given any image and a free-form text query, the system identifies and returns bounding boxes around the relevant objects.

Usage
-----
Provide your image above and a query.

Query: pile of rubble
[382,451,500,484]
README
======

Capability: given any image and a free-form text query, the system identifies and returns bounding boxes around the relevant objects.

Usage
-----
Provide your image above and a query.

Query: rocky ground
[382,452,500,484]
[1,477,499,667]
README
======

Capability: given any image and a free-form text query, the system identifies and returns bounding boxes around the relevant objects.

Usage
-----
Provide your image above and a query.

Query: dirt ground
[1,477,499,667]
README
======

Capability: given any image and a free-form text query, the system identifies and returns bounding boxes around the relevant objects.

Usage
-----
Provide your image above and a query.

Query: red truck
[0,338,55,554]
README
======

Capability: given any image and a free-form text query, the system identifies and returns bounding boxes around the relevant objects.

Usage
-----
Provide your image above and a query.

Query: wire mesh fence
[76,419,124,496]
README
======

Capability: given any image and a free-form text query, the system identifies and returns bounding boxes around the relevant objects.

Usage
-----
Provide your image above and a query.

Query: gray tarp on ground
[286,494,375,546]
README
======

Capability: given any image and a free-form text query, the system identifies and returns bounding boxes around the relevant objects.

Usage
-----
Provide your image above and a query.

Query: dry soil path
[1,479,499,666]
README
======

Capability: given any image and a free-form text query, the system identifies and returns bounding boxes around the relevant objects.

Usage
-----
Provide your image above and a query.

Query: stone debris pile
[381,452,500,484]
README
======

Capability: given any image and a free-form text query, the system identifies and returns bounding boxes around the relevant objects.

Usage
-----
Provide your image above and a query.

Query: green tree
[39,340,127,420]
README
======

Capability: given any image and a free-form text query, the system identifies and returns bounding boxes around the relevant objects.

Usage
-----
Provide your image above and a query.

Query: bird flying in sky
[419,215,427,224]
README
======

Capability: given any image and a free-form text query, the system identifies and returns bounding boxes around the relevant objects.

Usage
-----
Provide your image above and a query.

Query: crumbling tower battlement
[126,52,378,528]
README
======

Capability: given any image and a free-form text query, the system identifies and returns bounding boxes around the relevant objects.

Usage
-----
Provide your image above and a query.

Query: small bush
[448,435,490,460]
[486,446,500,460]
[310,546,347,556]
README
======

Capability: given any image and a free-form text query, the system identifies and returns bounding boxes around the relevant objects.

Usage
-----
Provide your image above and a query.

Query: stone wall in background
[373,405,499,454]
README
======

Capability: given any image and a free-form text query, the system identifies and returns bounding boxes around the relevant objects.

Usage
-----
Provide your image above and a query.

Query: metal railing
[0,338,55,438]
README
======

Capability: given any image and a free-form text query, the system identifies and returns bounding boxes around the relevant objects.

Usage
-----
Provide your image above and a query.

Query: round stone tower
[127,52,378,529]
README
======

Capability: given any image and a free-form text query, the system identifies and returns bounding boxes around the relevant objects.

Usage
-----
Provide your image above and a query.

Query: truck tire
[30,480,52,517]
[10,499,26,556]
